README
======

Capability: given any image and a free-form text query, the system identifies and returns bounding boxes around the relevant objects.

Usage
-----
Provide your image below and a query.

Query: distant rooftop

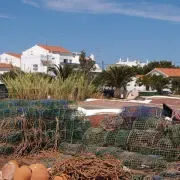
[0,63,13,68]
[116,58,148,67]
[38,44,71,54]
[6,53,21,59]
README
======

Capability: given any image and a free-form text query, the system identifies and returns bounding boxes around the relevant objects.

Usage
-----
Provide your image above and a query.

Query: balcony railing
[41,55,54,66]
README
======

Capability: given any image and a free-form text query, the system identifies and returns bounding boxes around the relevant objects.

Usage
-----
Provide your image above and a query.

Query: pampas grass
[2,72,96,100]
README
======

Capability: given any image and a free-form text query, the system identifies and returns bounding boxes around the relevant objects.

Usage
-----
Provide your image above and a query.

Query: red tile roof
[6,53,21,59]
[0,63,13,68]
[38,44,71,54]
[155,68,180,77]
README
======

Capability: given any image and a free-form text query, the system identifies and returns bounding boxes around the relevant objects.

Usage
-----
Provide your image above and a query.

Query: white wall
[72,53,81,64]
[127,77,146,92]
[116,59,147,67]
[0,53,21,67]
[21,45,102,74]
[21,45,75,73]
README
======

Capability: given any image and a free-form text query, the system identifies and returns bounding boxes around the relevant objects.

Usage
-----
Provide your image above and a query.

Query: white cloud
[0,14,15,19]
[22,0,39,7]
[24,0,180,22]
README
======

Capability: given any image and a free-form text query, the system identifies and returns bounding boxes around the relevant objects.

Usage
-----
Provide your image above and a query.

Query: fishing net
[0,99,75,109]
[82,128,106,146]
[121,106,163,120]
[59,142,85,155]
[168,124,180,147]
[82,128,118,146]
[100,115,124,130]
[0,143,15,155]
[0,99,82,156]
[115,130,131,148]
[95,146,124,158]
[153,138,180,160]
[132,117,162,130]
[84,145,100,154]
[132,174,146,180]
[121,153,167,170]
[160,171,180,179]
[126,130,163,153]
[0,130,23,144]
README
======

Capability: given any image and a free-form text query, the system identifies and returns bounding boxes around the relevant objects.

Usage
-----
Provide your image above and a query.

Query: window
[69,60,72,63]
[64,59,68,63]
[33,64,38,72]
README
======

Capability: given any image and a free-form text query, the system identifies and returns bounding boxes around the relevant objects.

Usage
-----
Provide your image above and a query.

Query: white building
[21,44,74,73]
[72,52,95,64]
[0,63,13,74]
[0,63,13,84]
[127,75,146,92]
[0,53,21,67]
[116,58,148,67]
[21,44,102,73]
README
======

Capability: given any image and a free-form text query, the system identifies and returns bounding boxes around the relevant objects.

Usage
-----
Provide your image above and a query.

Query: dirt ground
[79,98,180,109]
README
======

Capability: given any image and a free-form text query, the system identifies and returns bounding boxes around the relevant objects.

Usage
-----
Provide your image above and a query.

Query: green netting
[84,145,100,153]
[168,124,180,147]
[127,130,163,148]
[0,131,23,144]
[0,143,15,155]
[0,99,77,110]
[121,153,167,170]
[152,138,180,160]
[0,99,82,155]
[0,118,22,130]
[82,128,106,146]
[103,130,117,146]
[160,171,180,179]
[115,130,130,148]
[95,146,123,158]
[131,174,146,180]
[59,142,85,155]
[132,117,162,130]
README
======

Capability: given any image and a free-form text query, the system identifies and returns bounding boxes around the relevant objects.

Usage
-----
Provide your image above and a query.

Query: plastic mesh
[121,106,163,119]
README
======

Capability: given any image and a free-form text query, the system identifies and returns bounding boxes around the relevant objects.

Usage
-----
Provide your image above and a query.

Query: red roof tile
[155,68,180,77]
[38,44,71,54]
[0,63,13,68]
[6,53,21,59]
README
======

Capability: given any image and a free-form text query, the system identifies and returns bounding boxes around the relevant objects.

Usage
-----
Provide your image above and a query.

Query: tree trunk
[114,88,121,99]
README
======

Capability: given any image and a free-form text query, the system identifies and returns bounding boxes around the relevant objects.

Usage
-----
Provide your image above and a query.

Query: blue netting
[121,106,163,119]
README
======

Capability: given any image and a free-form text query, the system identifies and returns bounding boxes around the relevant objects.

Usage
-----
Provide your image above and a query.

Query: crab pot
[115,130,130,148]
[82,128,106,146]
[59,142,85,155]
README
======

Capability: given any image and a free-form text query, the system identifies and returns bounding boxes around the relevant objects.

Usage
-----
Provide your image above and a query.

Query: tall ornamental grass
[2,72,96,100]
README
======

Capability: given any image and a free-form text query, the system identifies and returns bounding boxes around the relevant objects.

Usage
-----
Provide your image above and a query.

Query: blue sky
[1,0,180,66]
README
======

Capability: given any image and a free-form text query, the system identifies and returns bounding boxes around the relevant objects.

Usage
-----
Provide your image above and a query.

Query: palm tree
[151,75,170,93]
[47,64,73,81]
[99,66,136,98]
[136,75,152,91]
